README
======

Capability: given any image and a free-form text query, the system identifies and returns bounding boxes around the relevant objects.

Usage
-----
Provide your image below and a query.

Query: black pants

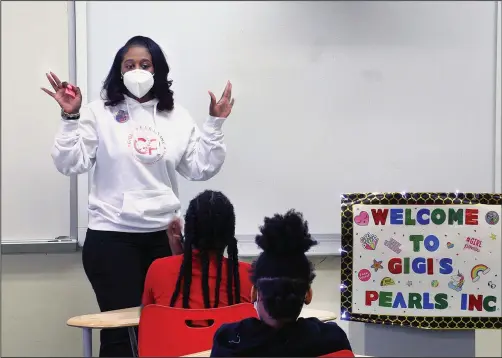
[82,228,172,357]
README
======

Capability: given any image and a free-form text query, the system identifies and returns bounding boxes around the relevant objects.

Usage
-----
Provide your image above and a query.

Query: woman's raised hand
[41,72,82,114]
[209,81,235,118]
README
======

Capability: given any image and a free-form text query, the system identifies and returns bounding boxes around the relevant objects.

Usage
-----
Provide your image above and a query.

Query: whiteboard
[84,1,498,242]
[1,2,71,243]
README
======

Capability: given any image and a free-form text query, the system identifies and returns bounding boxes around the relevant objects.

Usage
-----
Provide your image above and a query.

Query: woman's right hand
[41,72,82,114]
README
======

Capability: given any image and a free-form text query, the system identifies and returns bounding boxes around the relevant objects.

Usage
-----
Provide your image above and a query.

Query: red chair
[321,350,356,357]
[138,303,257,357]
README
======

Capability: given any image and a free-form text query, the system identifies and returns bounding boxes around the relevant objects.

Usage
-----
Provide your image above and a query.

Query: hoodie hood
[124,94,158,108]
[123,95,159,126]
[211,317,352,357]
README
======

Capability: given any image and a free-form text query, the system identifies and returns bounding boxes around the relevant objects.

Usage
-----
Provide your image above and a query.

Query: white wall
[478,4,502,357]
[1,1,71,243]
[1,253,101,357]
[75,0,90,246]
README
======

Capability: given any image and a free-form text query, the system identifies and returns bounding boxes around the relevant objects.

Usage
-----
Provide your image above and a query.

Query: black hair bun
[255,209,317,256]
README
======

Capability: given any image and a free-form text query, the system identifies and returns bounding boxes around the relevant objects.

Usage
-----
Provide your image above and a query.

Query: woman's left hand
[167,218,183,255]
[209,81,235,118]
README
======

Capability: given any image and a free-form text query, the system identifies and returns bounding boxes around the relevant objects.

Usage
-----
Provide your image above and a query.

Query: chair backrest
[138,303,258,357]
[320,350,356,357]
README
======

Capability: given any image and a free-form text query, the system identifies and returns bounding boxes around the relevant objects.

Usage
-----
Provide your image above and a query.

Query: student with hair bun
[211,210,352,357]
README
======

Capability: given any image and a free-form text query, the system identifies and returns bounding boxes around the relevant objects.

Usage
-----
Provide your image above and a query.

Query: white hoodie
[51,96,226,233]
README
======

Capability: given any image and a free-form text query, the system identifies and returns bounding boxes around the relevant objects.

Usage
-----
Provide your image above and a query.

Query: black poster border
[340,192,502,330]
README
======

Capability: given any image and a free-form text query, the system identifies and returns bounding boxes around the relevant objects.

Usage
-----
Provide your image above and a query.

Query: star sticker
[490,233,497,240]
[406,281,413,287]
[371,259,383,272]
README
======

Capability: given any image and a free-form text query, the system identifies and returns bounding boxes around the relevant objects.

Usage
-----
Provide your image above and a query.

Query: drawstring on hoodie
[228,334,241,344]
[125,96,158,127]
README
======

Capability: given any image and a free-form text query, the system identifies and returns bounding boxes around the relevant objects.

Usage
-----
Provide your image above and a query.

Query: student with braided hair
[211,210,352,357]
[142,190,252,309]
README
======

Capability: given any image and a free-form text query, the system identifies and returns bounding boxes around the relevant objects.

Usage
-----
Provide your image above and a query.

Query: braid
[182,190,239,309]
[214,251,224,308]
[200,251,211,308]
[226,244,234,305]
[181,244,193,308]
[170,235,193,308]
[229,238,241,303]
[169,261,184,307]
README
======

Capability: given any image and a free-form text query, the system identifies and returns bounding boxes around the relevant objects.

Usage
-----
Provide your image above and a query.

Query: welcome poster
[340,193,502,329]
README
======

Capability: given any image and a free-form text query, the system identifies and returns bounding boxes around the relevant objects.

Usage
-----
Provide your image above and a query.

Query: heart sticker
[354,211,369,226]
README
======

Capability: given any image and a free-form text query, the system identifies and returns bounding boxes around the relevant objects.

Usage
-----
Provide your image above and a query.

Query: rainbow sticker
[381,277,395,286]
[471,264,490,283]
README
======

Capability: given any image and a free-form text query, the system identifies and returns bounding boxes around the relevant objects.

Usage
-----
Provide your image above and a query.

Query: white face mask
[123,69,154,99]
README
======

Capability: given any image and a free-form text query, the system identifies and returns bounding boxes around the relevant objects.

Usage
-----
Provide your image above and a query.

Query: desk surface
[67,307,337,329]
[184,351,369,357]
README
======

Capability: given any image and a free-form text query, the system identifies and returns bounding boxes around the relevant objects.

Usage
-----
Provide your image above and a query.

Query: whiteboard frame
[73,1,501,256]
[495,1,502,193]
[75,0,90,247]
[1,1,79,254]
[68,0,79,243]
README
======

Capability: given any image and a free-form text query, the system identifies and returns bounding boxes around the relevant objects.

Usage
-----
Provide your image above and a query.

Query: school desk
[67,307,338,358]
[183,351,370,357]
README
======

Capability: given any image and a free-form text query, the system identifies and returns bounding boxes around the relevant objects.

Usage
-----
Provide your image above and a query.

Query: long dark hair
[170,190,241,308]
[250,210,317,320]
[102,36,175,112]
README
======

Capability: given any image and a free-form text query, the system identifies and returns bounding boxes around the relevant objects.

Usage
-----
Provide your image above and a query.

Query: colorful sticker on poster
[351,204,501,318]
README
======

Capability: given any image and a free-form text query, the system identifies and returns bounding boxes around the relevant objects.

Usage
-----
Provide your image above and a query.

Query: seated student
[142,190,253,309]
[211,210,352,357]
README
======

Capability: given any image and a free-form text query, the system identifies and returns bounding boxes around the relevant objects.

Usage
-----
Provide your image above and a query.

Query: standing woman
[42,36,234,357]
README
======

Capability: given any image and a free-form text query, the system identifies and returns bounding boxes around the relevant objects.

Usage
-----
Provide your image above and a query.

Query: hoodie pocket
[120,189,181,222]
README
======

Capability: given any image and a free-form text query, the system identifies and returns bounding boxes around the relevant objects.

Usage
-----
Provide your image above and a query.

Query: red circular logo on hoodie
[127,125,166,165]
